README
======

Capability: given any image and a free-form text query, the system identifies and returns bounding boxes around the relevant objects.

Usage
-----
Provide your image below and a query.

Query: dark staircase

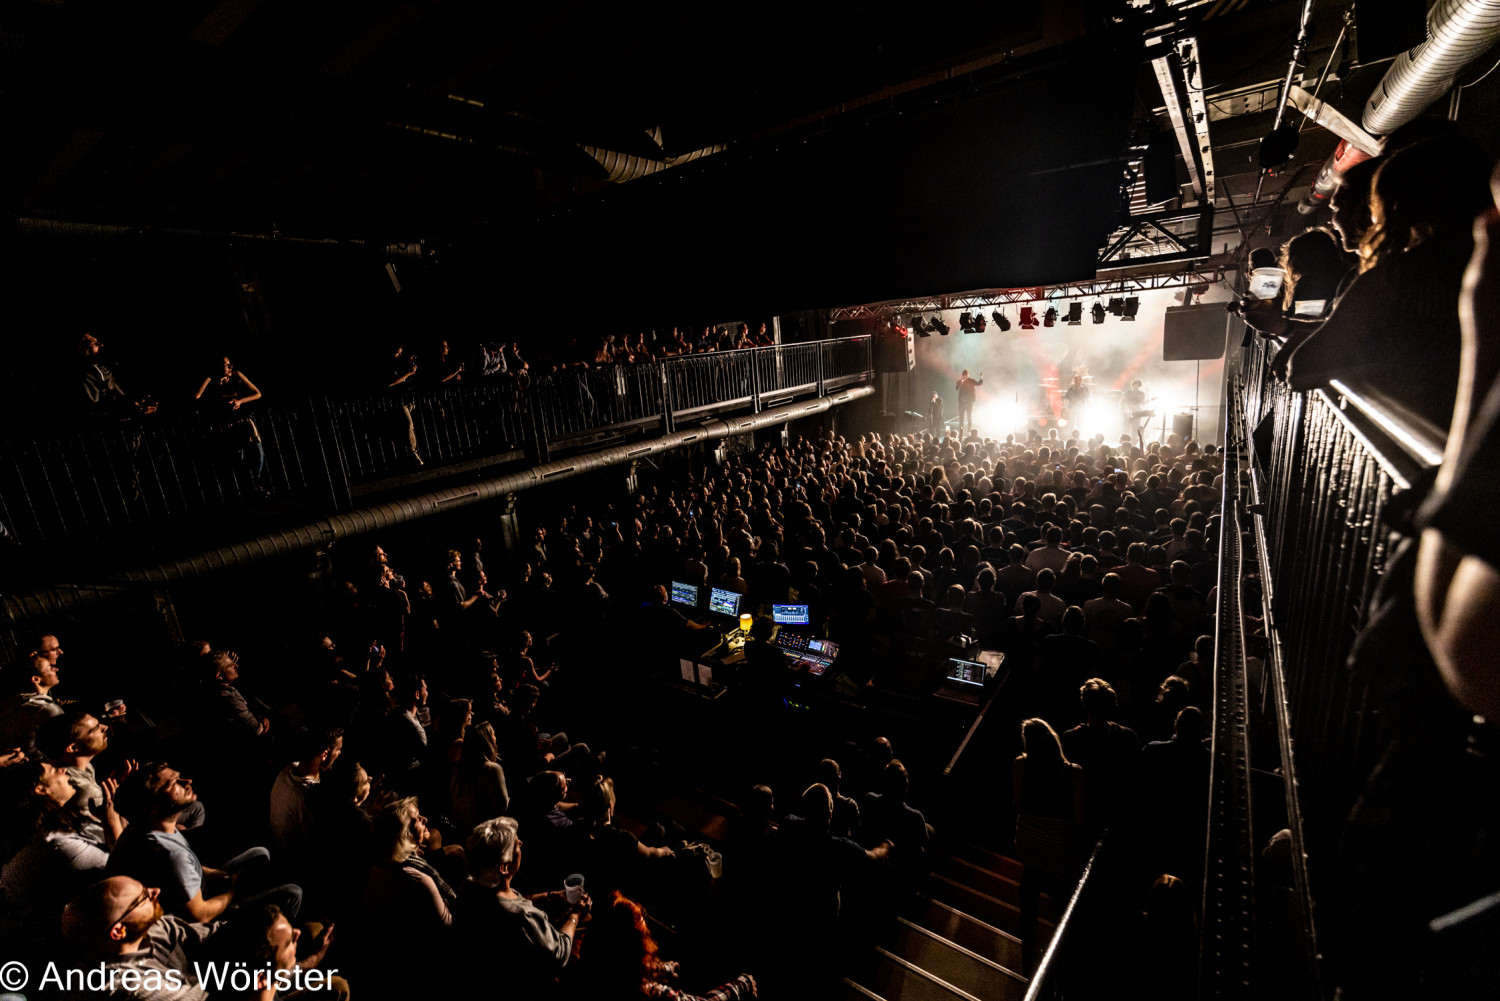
[840,843,1051,1001]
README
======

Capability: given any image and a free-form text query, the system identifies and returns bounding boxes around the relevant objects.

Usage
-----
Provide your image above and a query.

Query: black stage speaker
[1173,412,1195,440]
[1355,1,1428,64]
[1163,303,1228,361]
[873,329,916,373]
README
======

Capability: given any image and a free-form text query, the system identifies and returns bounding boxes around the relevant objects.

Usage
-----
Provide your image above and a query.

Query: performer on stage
[928,391,944,437]
[955,369,982,437]
[1121,378,1153,437]
[1062,373,1091,412]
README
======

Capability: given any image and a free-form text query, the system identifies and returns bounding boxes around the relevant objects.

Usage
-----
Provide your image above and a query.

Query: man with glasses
[61,875,216,1000]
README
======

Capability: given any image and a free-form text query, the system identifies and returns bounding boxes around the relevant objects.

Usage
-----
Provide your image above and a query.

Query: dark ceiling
[5,0,1076,236]
[2,1,1152,315]
[9,0,1464,328]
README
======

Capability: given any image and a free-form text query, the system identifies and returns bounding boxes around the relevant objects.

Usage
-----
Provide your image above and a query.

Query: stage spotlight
[932,316,951,336]
[912,316,931,337]
[992,308,1011,332]
[970,314,986,333]
[1091,301,1106,324]
[1043,306,1057,327]
[1019,307,1038,330]
[959,312,976,333]
[1107,297,1125,316]
[1122,296,1140,320]
[1064,302,1082,325]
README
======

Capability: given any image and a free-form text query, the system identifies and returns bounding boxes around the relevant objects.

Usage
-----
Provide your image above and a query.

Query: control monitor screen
[670,581,700,608]
[707,588,741,617]
[946,658,987,687]
[772,604,810,625]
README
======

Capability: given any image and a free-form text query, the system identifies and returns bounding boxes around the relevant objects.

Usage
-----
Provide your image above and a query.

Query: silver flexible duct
[1,385,873,625]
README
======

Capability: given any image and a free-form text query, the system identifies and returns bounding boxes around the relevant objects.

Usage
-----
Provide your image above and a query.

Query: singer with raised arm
[955,369,983,438]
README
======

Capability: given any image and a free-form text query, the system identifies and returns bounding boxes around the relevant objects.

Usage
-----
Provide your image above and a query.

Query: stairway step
[908,895,1023,972]
[888,918,1028,1001]
[951,843,1024,881]
[927,873,1020,934]
[852,948,987,1001]
[937,856,1020,905]
[841,980,887,1001]
[926,874,1058,941]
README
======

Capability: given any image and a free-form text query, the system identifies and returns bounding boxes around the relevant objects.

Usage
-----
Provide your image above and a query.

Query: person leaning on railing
[1275,139,1489,429]
[194,354,266,491]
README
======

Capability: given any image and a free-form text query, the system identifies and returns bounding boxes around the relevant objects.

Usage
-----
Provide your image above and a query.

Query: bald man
[62,876,216,1000]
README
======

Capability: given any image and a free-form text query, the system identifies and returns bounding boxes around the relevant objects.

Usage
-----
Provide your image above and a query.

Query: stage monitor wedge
[1162,303,1228,361]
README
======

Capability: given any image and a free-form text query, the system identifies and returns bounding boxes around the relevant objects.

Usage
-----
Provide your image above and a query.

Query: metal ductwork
[1299,0,1500,212]
[1,385,873,627]
[577,143,727,184]
[15,217,396,249]
[1363,0,1500,134]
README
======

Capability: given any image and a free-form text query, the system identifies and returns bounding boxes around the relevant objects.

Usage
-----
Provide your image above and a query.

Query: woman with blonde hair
[362,796,456,937]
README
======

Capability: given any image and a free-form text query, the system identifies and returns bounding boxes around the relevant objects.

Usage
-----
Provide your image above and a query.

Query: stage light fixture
[1107,297,1125,316]
[959,312,976,333]
[912,316,931,337]
[1043,306,1057,327]
[1091,302,1106,324]
[932,316,951,336]
[992,309,1011,332]
[1019,307,1038,330]
[1064,302,1082,325]
[1121,296,1140,320]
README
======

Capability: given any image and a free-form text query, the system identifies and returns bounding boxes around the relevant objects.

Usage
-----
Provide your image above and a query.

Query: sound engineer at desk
[639,584,714,650]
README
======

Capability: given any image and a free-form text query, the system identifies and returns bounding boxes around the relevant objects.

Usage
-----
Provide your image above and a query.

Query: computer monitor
[670,581,700,608]
[946,657,987,687]
[772,603,810,625]
[707,587,741,617]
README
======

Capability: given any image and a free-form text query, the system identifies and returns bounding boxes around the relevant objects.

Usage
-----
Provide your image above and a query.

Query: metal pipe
[1299,0,1500,212]
[576,143,727,184]
[1363,0,1500,134]
[1,385,873,626]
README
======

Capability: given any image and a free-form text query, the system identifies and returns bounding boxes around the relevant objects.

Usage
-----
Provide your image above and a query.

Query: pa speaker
[874,330,916,373]
[1173,412,1196,440]
[1163,304,1228,361]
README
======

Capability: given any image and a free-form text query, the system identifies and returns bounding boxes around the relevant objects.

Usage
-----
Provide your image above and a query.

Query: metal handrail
[1020,835,1108,1001]
[1222,331,1447,995]
[0,337,874,553]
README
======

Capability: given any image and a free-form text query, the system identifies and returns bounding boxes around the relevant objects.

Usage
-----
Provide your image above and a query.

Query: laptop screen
[707,587,741,617]
[670,581,700,608]
[946,658,986,687]
[772,604,810,625]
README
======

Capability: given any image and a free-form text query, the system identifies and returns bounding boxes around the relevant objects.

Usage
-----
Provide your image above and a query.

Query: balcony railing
[1204,333,1446,997]
[0,336,873,554]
